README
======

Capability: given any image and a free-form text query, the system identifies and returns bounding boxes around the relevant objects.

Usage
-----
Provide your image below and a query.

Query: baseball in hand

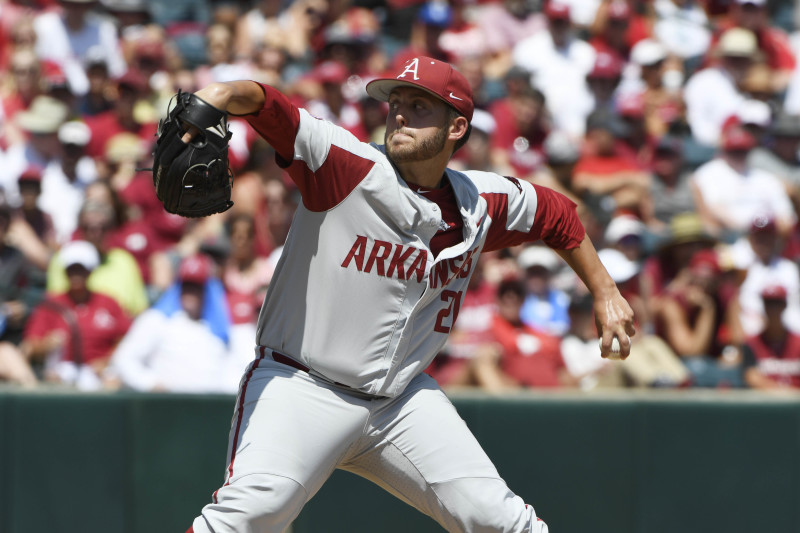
[599,337,622,360]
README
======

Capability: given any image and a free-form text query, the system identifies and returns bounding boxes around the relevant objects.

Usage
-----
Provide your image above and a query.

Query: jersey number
[434,290,463,334]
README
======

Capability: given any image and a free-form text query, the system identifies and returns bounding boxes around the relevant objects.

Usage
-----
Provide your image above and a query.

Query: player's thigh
[222,359,371,493]
[352,374,542,532]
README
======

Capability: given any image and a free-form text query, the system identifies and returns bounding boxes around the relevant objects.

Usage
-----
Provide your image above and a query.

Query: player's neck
[394,158,449,190]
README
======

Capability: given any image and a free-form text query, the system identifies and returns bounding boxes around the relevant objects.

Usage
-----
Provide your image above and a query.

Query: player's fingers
[181,125,199,144]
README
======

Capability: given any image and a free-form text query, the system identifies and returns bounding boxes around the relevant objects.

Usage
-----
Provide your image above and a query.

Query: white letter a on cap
[398,58,420,80]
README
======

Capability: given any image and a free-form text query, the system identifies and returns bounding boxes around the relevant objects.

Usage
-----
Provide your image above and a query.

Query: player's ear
[448,115,469,143]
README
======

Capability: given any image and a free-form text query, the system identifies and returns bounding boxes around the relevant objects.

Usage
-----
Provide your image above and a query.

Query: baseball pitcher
[162,57,635,533]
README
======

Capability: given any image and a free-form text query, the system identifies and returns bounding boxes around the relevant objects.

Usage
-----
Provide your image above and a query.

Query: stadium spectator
[651,0,711,67]
[742,285,800,389]
[488,85,550,179]
[194,24,253,87]
[23,240,131,389]
[393,1,454,67]
[512,0,597,138]
[0,201,42,349]
[598,247,690,386]
[4,95,69,206]
[641,135,696,231]
[303,60,369,142]
[559,292,626,389]
[586,51,624,116]
[47,195,148,316]
[33,0,127,96]
[571,109,651,215]
[621,39,685,140]
[473,278,574,393]
[82,69,157,160]
[589,0,634,63]
[709,0,796,92]
[517,245,571,336]
[9,167,57,271]
[474,0,546,64]
[38,120,98,244]
[748,113,800,214]
[654,248,745,387]
[691,122,796,239]
[727,215,800,336]
[109,253,234,393]
[683,27,757,147]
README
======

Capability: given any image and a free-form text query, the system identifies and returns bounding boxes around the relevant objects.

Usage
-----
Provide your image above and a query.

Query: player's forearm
[554,235,617,299]
[195,81,266,116]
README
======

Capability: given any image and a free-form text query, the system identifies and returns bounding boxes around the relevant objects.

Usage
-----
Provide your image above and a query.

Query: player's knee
[200,474,307,532]
[433,478,536,533]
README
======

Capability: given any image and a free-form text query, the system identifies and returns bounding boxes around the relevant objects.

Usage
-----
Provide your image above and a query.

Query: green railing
[1,388,798,533]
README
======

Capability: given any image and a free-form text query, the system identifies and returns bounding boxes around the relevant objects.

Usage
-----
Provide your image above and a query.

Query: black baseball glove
[152,90,234,218]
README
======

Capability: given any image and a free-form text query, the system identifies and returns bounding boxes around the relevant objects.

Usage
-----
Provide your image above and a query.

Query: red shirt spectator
[490,313,566,388]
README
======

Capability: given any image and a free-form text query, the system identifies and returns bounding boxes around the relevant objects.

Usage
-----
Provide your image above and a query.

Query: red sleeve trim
[480,184,584,252]
[244,84,300,163]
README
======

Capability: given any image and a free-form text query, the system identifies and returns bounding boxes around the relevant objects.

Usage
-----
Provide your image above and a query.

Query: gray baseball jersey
[245,84,584,398]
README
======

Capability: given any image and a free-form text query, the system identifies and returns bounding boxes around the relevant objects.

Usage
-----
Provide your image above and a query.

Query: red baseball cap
[544,0,571,19]
[366,56,474,121]
[689,249,722,276]
[179,254,212,284]
[588,52,623,79]
[721,125,756,151]
[310,60,349,85]
[761,285,788,301]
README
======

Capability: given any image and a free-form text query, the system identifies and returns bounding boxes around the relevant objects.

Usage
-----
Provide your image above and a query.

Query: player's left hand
[594,289,636,360]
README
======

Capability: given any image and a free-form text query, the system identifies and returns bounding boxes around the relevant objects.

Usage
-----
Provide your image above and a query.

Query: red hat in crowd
[366,56,474,121]
[689,249,722,276]
[761,285,788,301]
[607,0,631,20]
[544,0,571,20]
[19,166,43,183]
[721,124,756,151]
[310,60,349,85]
[750,214,777,234]
[179,254,212,284]
[588,52,623,79]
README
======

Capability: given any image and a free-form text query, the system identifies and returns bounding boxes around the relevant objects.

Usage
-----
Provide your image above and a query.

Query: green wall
[1,389,798,533]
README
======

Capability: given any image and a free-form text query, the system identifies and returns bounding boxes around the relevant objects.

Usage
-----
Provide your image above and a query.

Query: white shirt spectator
[728,238,800,335]
[652,0,712,60]
[560,334,609,390]
[474,3,547,54]
[683,67,746,146]
[691,158,796,233]
[33,10,126,95]
[512,31,596,137]
[39,157,97,243]
[110,309,233,394]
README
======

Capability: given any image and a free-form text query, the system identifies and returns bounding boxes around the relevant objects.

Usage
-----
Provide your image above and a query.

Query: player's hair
[447,107,472,154]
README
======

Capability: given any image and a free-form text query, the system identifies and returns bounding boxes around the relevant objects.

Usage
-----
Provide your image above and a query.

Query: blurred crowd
[2,0,800,394]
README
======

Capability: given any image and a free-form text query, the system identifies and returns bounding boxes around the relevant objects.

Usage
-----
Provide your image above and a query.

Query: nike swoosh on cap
[449,92,463,101]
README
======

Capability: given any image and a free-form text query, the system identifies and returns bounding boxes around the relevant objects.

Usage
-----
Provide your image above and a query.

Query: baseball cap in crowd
[18,166,43,184]
[544,130,580,164]
[605,215,645,244]
[470,109,496,136]
[653,135,683,155]
[60,240,100,272]
[58,121,92,146]
[366,56,474,121]
[309,60,349,85]
[721,124,756,151]
[607,0,631,20]
[588,52,623,79]
[544,0,571,20]
[417,1,452,27]
[737,99,771,128]
[689,249,722,276]
[761,285,787,301]
[179,254,212,284]
[598,248,640,284]
[716,28,759,58]
[16,96,69,134]
[116,69,147,93]
[750,214,777,234]
[518,245,561,272]
[631,39,667,67]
